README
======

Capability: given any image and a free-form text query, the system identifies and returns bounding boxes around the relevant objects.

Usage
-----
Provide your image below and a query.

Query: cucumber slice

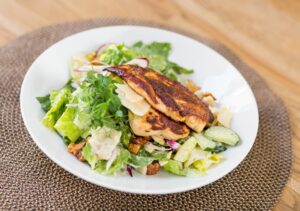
[193,133,216,150]
[204,126,240,146]
[174,137,197,162]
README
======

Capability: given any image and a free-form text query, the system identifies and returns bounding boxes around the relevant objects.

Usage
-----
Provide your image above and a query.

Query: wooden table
[0,0,299,209]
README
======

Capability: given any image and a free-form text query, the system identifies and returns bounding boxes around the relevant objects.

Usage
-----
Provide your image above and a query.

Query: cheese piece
[115,83,150,116]
[89,126,122,160]
[115,83,143,102]
[217,107,233,128]
[152,135,165,145]
[202,96,216,107]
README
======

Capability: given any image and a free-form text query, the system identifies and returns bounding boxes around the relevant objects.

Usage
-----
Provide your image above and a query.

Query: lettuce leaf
[131,41,193,80]
[36,95,51,112]
[127,154,154,168]
[138,148,169,160]
[82,143,99,169]
[50,90,60,105]
[132,41,171,58]
[73,111,91,130]
[98,42,193,81]
[88,126,121,160]
[77,72,128,130]
[120,125,132,147]
[100,44,135,65]
[94,149,130,175]
[163,160,186,176]
[82,143,130,175]
[54,106,82,142]
[126,148,170,169]
[41,87,71,129]
[192,153,223,174]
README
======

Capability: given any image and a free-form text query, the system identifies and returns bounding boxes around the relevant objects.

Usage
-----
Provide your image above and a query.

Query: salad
[37,41,240,177]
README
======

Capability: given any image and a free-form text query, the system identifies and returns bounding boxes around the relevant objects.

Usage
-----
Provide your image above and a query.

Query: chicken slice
[105,65,214,132]
[128,108,190,141]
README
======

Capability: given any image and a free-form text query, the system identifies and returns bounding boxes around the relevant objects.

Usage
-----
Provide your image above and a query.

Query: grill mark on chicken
[145,110,188,135]
[128,109,190,140]
[115,65,158,103]
[106,65,214,132]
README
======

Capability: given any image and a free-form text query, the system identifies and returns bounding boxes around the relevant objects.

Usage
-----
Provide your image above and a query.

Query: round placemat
[0,18,292,210]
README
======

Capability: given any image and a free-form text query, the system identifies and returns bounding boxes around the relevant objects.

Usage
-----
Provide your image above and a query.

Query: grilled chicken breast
[106,65,214,132]
[128,108,190,140]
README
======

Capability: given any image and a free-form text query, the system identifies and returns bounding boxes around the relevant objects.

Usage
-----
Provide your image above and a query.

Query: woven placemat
[0,18,292,210]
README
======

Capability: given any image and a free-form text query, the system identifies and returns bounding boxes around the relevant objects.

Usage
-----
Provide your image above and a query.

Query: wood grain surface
[0,0,299,210]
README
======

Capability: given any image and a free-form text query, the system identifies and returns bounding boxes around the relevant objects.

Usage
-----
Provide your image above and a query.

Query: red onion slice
[74,65,110,73]
[126,57,149,68]
[126,165,133,177]
[144,143,171,153]
[95,43,114,56]
[166,140,180,150]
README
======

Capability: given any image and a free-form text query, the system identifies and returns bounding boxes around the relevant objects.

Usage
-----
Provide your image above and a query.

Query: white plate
[20,26,259,194]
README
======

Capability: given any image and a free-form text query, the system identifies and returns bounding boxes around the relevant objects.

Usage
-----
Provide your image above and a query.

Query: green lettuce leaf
[130,148,170,169]
[163,160,186,176]
[73,111,91,130]
[162,61,193,81]
[131,41,193,80]
[36,95,51,112]
[99,44,135,65]
[94,149,130,175]
[82,143,130,175]
[42,87,71,129]
[138,148,169,160]
[98,42,193,81]
[132,41,171,58]
[127,154,154,168]
[120,125,132,147]
[76,72,129,130]
[82,143,98,169]
[54,106,82,142]
[50,90,60,105]
[193,153,223,174]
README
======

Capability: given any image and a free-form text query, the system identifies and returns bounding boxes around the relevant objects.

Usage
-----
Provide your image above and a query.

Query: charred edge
[104,66,125,76]
[208,111,214,123]
[128,76,158,104]
[106,65,158,104]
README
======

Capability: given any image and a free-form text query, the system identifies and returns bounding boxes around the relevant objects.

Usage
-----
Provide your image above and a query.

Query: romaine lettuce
[88,126,122,160]
[54,106,82,142]
[41,87,71,129]
[82,142,130,175]
[98,42,193,81]
[94,149,130,175]
[163,160,186,176]
[131,41,193,80]
[192,153,223,174]
[82,142,98,169]
[100,44,135,65]
[36,94,51,112]
[127,154,154,168]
